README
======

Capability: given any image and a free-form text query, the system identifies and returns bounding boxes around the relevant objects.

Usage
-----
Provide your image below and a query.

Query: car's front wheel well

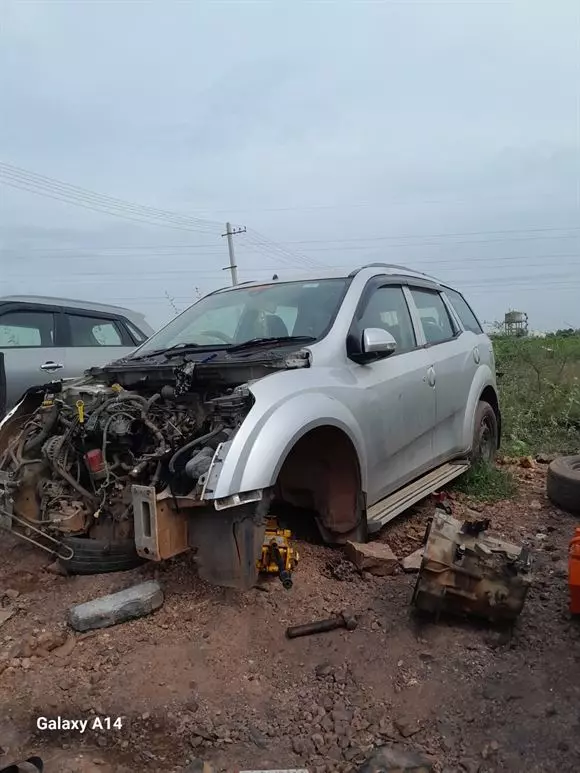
[274,426,366,543]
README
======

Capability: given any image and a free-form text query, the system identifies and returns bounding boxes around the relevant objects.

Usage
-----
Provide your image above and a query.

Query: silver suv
[0,264,499,588]
[0,295,154,414]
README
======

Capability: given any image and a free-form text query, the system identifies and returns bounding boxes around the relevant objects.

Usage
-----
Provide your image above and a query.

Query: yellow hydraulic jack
[257,519,299,589]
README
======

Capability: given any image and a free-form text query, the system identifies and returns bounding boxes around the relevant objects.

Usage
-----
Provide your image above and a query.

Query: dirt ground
[1,461,579,773]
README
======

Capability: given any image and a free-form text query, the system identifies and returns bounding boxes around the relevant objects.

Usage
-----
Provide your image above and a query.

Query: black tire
[546,455,580,514]
[59,536,145,575]
[471,400,498,463]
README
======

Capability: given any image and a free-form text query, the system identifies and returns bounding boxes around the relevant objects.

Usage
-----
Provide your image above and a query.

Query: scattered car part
[412,511,532,622]
[67,580,164,632]
[547,455,580,514]
[569,527,580,614]
[257,519,299,589]
[286,611,357,639]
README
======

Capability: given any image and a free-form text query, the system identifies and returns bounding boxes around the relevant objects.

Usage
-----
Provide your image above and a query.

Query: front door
[346,282,436,505]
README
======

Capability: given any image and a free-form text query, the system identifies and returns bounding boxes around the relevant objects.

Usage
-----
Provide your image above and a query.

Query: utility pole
[222,222,246,286]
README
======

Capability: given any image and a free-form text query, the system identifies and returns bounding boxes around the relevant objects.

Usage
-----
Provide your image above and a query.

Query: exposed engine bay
[0,371,259,585]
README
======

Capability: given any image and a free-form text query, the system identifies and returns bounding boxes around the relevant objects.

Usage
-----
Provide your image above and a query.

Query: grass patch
[453,462,518,502]
[494,334,580,456]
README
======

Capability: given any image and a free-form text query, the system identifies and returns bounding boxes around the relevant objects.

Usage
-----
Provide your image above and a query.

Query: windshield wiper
[127,342,225,362]
[225,335,316,353]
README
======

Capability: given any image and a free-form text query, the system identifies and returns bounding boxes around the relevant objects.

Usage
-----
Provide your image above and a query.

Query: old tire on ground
[546,455,580,514]
[472,400,498,463]
[59,537,144,575]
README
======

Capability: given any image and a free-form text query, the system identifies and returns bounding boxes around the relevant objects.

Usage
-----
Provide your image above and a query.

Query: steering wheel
[197,330,233,344]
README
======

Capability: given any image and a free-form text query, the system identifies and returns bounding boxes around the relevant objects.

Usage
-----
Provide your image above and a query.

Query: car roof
[0,295,154,333]
[212,263,442,294]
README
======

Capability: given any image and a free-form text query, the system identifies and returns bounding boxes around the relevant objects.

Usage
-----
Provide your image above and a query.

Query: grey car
[0,264,499,589]
[0,295,154,414]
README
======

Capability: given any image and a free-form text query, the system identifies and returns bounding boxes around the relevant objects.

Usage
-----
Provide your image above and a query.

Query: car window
[358,285,416,353]
[67,314,124,346]
[125,320,148,344]
[0,310,55,348]
[136,278,348,353]
[179,305,245,343]
[410,288,457,345]
[445,288,483,334]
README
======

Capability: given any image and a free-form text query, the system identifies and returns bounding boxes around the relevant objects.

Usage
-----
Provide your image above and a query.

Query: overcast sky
[1,0,579,331]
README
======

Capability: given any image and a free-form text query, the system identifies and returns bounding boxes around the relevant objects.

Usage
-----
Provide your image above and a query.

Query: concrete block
[67,580,164,632]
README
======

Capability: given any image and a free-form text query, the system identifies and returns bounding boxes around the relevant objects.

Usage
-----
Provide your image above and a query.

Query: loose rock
[356,745,433,772]
[345,541,398,576]
[401,548,424,573]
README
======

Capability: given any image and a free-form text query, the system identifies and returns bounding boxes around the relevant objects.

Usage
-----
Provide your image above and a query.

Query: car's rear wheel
[472,400,498,463]
[58,536,144,575]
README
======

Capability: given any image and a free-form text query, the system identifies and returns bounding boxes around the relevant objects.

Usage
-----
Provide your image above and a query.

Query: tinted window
[445,288,483,334]
[410,288,456,345]
[358,285,416,353]
[68,314,124,346]
[0,310,55,348]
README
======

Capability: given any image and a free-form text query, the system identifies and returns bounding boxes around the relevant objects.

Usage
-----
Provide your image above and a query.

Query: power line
[0,163,221,234]
[7,255,579,279]
[0,162,330,273]
[278,225,580,244]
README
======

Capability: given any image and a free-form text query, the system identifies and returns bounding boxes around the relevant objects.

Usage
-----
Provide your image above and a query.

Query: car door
[60,309,140,379]
[0,304,66,411]
[407,285,475,462]
[346,280,436,505]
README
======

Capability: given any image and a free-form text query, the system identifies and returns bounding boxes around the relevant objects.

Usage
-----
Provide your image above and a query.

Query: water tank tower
[504,310,528,337]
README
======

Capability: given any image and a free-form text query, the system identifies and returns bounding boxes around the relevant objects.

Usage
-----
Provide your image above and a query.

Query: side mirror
[362,328,397,357]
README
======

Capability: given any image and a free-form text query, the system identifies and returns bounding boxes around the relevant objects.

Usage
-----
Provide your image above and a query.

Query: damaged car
[0,263,500,589]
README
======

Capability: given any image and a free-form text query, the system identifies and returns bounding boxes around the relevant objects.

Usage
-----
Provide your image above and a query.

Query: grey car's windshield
[134,278,349,356]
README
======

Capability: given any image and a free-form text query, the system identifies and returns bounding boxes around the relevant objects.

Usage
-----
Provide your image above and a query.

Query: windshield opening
[134,278,350,355]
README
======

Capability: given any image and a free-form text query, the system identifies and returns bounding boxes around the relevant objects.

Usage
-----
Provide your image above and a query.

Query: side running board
[367,461,470,532]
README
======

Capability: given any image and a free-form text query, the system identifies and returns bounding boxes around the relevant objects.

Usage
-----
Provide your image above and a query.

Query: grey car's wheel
[546,455,580,514]
[472,401,498,463]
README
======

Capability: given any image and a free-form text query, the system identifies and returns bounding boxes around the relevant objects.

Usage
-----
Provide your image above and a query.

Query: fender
[204,390,368,503]
[461,364,498,452]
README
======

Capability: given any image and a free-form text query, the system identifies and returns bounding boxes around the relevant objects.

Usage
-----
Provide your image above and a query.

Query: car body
[0,264,499,589]
[0,295,154,413]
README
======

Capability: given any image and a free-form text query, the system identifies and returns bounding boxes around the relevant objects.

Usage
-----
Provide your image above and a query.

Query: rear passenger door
[0,305,66,410]
[60,310,139,379]
[407,286,474,462]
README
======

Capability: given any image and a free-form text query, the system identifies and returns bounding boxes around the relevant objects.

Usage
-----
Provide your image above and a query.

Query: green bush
[494,335,580,455]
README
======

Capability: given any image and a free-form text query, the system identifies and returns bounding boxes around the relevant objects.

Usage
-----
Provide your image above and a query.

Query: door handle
[40,361,64,372]
[427,366,436,387]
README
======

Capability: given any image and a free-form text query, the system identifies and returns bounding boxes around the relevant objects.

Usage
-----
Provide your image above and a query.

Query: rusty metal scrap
[412,511,532,623]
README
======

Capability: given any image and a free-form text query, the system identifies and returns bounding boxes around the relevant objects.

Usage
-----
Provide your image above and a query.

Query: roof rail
[348,262,437,280]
